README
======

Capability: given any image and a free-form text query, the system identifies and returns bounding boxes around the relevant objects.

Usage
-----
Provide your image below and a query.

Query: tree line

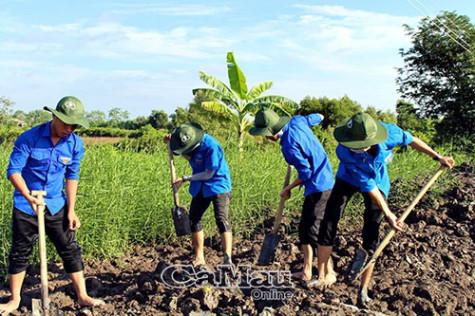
[1,11,472,151]
[0,93,430,138]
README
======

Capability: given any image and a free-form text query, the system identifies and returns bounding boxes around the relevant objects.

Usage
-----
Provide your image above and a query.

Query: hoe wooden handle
[355,166,447,279]
[168,143,181,207]
[31,190,49,309]
[272,165,293,234]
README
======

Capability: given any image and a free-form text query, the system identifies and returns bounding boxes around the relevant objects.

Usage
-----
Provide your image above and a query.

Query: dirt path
[1,163,473,315]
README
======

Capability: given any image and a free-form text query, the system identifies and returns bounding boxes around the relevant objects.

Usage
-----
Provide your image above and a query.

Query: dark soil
[1,163,473,315]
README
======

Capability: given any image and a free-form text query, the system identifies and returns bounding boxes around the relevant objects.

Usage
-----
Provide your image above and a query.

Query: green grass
[0,141,471,275]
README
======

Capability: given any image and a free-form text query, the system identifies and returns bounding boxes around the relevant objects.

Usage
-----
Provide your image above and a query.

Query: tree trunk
[238,130,244,152]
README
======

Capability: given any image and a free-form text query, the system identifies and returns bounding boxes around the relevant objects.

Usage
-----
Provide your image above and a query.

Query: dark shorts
[299,189,332,249]
[318,178,385,252]
[189,190,232,234]
[9,205,84,275]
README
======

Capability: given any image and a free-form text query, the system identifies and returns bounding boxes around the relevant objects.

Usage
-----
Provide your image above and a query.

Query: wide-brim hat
[249,108,290,136]
[334,112,388,148]
[170,122,204,155]
[44,96,89,129]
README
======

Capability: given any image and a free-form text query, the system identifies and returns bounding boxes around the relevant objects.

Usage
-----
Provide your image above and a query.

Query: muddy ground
[1,163,473,315]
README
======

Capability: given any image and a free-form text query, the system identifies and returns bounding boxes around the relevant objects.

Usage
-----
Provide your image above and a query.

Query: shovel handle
[355,166,447,279]
[168,143,181,207]
[31,190,49,309]
[272,165,293,234]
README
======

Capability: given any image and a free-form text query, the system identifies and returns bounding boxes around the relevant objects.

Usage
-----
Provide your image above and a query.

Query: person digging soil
[249,108,336,286]
[316,112,456,306]
[164,122,233,268]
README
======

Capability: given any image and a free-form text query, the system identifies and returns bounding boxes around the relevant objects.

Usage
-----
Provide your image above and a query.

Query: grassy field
[81,136,122,145]
[0,139,469,275]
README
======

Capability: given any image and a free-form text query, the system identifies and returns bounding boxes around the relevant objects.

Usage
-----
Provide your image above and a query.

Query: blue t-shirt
[188,134,232,198]
[280,114,335,196]
[6,122,85,215]
[336,122,414,198]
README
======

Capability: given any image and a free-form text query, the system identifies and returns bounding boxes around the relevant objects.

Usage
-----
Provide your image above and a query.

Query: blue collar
[42,121,73,143]
[279,124,290,146]
[41,121,52,138]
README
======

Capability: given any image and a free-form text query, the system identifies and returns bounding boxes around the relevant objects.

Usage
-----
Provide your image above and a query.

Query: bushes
[0,127,25,144]
[297,96,363,129]
[117,125,168,153]
[313,125,338,153]
[76,127,142,138]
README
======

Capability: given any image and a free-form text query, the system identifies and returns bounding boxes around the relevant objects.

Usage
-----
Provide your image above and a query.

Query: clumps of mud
[1,163,473,315]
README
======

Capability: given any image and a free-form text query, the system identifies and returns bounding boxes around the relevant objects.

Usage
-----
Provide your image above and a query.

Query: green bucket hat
[170,122,204,155]
[44,96,89,129]
[249,108,290,136]
[333,112,388,149]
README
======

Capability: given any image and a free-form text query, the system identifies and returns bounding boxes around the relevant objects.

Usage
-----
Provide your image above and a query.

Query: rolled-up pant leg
[45,207,84,273]
[299,189,332,250]
[8,206,84,275]
[211,192,232,234]
[189,191,233,234]
[9,208,38,274]
[189,191,212,233]
[318,179,358,247]
[361,192,385,253]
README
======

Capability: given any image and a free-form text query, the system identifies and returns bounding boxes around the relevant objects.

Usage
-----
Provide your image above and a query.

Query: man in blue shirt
[249,108,336,286]
[0,97,103,315]
[165,123,233,267]
[316,112,455,306]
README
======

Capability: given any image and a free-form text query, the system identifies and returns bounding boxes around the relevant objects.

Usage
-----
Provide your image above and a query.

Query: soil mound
[1,164,473,315]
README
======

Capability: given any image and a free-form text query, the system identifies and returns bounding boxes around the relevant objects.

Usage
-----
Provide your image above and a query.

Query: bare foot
[0,299,21,315]
[192,258,206,268]
[78,296,105,307]
[292,270,312,281]
[305,277,326,290]
[357,287,372,307]
[324,271,337,288]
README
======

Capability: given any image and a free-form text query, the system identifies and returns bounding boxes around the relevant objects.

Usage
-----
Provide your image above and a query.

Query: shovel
[257,165,293,265]
[168,143,191,237]
[352,166,447,281]
[31,190,49,316]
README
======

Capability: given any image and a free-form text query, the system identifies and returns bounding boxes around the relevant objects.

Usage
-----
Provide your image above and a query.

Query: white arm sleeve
[183,169,216,182]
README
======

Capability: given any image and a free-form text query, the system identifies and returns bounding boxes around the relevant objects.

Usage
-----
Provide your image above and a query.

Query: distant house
[11,118,28,127]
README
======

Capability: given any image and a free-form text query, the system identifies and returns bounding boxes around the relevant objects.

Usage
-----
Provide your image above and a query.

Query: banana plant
[193,52,299,152]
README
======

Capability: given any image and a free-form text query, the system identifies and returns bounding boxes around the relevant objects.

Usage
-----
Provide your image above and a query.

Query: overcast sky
[1,0,473,118]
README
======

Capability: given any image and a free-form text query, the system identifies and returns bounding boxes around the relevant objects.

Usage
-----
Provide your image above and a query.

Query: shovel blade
[257,234,281,265]
[349,248,368,281]
[32,298,51,316]
[172,206,191,237]
[32,299,42,316]
[33,298,66,316]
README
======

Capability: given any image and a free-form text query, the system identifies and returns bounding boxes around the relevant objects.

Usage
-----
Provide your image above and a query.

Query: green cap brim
[249,116,290,136]
[249,126,274,136]
[44,106,90,129]
[169,123,204,155]
[334,122,388,148]
[271,116,290,135]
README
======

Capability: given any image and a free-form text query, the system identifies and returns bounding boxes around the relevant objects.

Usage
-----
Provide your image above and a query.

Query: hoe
[351,166,447,280]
